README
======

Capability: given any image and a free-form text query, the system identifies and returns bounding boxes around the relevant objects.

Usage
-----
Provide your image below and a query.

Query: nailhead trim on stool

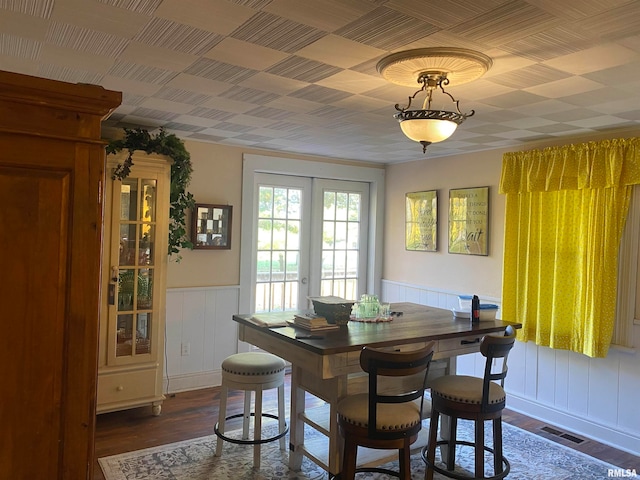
[214,352,288,469]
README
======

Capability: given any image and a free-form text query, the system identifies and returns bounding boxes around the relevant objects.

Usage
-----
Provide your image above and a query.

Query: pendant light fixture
[377,48,492,154]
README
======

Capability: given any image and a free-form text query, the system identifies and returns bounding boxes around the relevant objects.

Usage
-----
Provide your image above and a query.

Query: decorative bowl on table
[309,296,355,325]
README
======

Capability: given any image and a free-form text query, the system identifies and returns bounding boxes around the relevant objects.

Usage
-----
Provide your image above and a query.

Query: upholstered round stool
[215,352,288,468]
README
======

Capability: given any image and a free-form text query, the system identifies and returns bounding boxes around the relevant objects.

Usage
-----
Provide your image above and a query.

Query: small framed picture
[448,187,489,256]
[405,190,438,252]
[191,204,232,250]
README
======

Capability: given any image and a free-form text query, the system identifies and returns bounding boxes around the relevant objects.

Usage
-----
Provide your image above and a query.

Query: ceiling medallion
[377,48,493,154]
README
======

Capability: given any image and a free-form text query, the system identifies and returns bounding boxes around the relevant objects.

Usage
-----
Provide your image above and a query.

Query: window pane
[258,187,273,218]
[322,251,334,279]
[348,193,360,221]
[257,219,272,250]
[288,189,301,219]
[273,220,287,249]
[286,251,299,280]
[270,282,284,310]
[287,220,300,250]
[336,192,348,221]
[271,251,285,281]
[335,221,347,250]
[273,188,288,218]
[324,191,335,220]
[346,250,359,277]
[347,222,359,249]
[256,251,271,282]
[323,221,334,249]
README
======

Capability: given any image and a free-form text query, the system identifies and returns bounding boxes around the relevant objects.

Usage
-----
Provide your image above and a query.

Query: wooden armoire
[0,71,121,479]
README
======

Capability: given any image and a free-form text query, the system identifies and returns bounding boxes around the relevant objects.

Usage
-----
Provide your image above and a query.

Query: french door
[251,173,369,313]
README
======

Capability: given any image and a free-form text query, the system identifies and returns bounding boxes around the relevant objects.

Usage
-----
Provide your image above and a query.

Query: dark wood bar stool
[336,342,436,480]
[422,326,516,480]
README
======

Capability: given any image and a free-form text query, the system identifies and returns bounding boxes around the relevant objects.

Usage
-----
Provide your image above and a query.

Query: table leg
[288,365,305,471]
[440,414,452,465]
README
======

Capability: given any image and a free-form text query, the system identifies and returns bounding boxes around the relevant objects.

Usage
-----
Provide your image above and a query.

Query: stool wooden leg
[493,418,503,475]
[446,416,457,471]
[341,437,357,480]
[242,391,251,440]
[399,442,411,480]
[254,388,263,468]
[424,409,439,480]
[277,383,286,451]
[475,419,485,478]
[215,385,228,457]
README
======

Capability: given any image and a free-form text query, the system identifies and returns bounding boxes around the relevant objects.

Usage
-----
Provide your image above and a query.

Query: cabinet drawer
[438,335,483,354]
[97,369,158,406]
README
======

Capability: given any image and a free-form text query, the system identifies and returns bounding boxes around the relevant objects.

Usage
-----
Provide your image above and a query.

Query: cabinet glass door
[115,177,157,358]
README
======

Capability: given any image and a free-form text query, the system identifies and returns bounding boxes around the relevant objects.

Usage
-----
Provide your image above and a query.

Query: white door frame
[239,154,385,331]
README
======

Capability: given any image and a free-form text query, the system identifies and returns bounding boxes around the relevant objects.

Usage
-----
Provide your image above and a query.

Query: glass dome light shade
[399,116,458,144]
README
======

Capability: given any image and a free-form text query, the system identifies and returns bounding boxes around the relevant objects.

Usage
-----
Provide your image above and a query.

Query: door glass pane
[137,268,153,310]
[136,313,151,355]
[117,314,133,357]
[140,180,156,222]
[118,269,135,311]
[120,179,137,221]
[321,189,362,301]
[119,224,137,266]
[256,185,303,312]
[114,176,157,358]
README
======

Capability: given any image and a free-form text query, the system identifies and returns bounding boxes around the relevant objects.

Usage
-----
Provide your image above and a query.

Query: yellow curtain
[500,138,640,357]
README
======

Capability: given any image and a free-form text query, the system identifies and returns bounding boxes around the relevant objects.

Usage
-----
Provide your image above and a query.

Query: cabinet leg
[152,402,162,416]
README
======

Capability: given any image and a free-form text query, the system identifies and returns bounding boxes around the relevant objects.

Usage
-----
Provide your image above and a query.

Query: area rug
[99,419,621,480]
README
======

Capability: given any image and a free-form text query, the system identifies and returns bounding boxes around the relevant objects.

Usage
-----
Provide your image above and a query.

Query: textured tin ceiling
[2,0,640,163]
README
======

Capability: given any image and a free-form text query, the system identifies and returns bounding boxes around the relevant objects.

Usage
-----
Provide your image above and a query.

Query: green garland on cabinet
[106,127,195,260]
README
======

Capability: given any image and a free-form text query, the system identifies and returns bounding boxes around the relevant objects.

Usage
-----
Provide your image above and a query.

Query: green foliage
[106,128,195,260]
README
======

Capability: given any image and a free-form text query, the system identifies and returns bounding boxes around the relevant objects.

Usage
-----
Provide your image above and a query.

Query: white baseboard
[164,370,222,394]
[507,393,640,456]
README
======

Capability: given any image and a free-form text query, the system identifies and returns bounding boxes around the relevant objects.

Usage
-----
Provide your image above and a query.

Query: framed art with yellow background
[405,190,438,252]
[448,186,488,255]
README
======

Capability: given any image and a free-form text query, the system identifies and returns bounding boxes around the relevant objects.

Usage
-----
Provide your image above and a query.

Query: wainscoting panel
[381,279,640,455]
[165,286,240,393]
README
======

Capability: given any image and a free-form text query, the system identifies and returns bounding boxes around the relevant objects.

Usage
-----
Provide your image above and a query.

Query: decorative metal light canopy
[377,48,492,154]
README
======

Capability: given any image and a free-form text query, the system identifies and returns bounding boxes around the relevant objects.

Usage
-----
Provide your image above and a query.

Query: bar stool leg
[277,383,286,451]
[493,418,503,475]
[215,385,228,457]
[254,388,263,468]
[242,391,251,440]
[475,419,485,478]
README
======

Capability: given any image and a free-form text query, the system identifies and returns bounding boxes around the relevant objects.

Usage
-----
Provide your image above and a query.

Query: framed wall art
[405,190,438,252]
[448,186,489,256]
[191,203,232,250]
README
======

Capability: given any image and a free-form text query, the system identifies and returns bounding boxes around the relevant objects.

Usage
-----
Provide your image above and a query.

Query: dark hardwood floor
[94,376,639,479]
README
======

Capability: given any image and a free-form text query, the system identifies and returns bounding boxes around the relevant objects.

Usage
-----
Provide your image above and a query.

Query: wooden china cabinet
[0,71,121,478]
[97,151,170,415]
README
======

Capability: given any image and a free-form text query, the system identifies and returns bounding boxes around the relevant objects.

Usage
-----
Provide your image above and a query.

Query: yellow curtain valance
[500,137,640,193]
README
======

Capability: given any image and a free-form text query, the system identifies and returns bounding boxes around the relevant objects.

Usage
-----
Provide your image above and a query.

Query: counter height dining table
[233,302,521,476]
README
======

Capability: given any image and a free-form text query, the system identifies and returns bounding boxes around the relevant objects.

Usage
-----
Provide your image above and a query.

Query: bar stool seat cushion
[430,375,506,406]
[338,394,421,431]
[221,352,286,385]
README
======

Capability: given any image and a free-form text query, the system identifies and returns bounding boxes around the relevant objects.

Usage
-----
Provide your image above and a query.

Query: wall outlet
[181,342,190,356]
